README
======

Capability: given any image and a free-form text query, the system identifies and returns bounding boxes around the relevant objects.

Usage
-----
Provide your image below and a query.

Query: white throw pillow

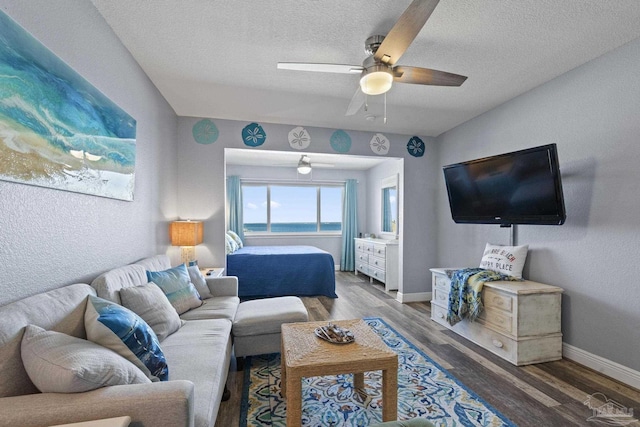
[119,283,184,341]
[479,243,529,279]
[225,233,239,254]
[227,230,243,248]
[21,325,150,393]
[187,265,213,299]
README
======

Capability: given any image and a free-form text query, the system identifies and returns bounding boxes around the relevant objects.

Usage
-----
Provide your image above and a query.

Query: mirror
[381,175,398,236]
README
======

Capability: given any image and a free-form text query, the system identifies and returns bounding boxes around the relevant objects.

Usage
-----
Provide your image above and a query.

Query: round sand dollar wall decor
[288,126,310,150]
[407,136,425,157]
[242,123,266,147]
[370,133,389,155]
[192,119,219,144]
[330,130,351,153]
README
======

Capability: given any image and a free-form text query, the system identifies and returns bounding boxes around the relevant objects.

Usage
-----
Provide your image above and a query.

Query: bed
[226,245,337,298]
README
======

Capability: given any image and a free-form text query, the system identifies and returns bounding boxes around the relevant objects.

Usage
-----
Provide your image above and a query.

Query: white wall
[176,117,437,296]
[0,1,179,305]
[365,159,403,240]
[436,37,640,371]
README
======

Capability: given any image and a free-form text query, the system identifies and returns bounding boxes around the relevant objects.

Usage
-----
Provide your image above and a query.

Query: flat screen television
[443,144,566,226]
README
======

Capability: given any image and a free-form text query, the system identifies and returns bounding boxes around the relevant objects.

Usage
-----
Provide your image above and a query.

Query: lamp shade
[169,221,203,246]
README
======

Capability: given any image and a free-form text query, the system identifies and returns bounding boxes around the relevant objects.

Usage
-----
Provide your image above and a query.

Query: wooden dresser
[355,238,399,292]
[430,268,563,365]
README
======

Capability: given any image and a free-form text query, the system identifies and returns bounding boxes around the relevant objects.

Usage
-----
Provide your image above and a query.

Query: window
[242,183,343,233]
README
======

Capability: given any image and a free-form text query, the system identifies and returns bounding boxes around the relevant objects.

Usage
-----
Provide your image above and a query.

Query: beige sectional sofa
[0,255,239,427]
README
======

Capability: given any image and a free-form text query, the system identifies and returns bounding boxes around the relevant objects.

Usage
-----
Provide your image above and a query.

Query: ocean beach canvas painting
[0,10,136,201]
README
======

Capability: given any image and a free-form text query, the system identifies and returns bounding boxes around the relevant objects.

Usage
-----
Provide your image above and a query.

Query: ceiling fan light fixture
[297,155,312,174]
[360,65,393,96]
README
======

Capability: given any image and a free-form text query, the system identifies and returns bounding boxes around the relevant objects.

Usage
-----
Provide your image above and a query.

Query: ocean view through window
[242,183,343,233]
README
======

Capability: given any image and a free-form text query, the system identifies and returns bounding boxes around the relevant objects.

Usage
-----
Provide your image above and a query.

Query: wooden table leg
[353,372,365,393]
[381,364,398,421]
[281,338,287,398]
[286,372,302,427]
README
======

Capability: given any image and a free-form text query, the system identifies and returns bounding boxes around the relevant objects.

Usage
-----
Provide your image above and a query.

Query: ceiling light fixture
[359,58,393,96]
[297,155,312,175]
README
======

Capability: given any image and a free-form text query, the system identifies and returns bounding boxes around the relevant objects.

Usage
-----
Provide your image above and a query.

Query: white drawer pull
[492,297,504,306]
[438,294,446,300]
[438,312,444,319]
[492,339,504,348]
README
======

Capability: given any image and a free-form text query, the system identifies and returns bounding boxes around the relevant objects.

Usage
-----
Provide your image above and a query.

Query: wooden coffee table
[280,319,398,427]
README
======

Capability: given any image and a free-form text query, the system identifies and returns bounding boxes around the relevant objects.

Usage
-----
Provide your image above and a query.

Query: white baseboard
[397,291,431,303]
[563,343,640,390]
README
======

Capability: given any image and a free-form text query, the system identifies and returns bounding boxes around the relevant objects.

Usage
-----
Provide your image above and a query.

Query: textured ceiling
[92,0,640,137]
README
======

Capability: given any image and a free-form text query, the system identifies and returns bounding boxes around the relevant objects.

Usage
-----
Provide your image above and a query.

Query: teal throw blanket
[446,268,519,326]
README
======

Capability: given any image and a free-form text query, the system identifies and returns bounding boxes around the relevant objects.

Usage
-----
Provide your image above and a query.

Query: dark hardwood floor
[216,272,640,426]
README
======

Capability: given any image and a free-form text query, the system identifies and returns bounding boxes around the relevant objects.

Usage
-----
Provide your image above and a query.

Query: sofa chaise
[0,255,240,427]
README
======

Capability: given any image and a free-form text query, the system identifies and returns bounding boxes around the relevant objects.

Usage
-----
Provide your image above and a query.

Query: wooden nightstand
[50,416,131,427]
[200,267,224,278]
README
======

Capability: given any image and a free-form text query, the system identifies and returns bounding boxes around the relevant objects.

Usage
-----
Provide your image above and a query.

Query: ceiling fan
[277,0,467,116]
[271,155,334,174]
[296,155,334,175]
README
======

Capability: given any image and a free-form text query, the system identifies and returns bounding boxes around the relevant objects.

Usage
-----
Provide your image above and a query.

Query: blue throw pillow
[146,264,202,315]
[84,295,168,382]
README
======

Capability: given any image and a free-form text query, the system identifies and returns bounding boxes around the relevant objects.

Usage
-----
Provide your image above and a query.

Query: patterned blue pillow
[84,295,168,382]
[146,264,202,314]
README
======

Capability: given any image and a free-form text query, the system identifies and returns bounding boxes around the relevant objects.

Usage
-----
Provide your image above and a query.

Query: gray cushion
[161,319,232,427]
[233,296,308,337]
[90,256,173,305]
[0,283,95,398]
[180,296,239,321]
[21,325,150,393]
[91,264,148,305]
[119,283,184,341]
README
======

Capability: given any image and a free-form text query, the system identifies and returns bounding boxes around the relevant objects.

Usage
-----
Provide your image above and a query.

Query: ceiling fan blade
[277,62,363,74]
[374,0,440,66]
[346,88,366,116]
[393,66,467,86]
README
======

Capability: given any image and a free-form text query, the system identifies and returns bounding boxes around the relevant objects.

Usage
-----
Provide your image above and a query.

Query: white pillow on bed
[227,230,243,248]
[225,233,238,254]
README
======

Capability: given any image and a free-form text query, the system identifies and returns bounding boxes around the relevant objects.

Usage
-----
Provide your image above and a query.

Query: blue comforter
[226,245,337,298]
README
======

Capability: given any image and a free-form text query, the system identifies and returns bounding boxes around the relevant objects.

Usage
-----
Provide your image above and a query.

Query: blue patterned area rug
[240,317,516,427]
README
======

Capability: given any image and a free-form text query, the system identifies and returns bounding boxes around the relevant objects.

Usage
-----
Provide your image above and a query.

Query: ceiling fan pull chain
[364,94,369,112]
[384,92,387,124]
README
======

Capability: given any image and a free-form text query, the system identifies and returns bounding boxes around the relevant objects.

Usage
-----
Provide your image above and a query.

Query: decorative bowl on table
[314,322,355,344]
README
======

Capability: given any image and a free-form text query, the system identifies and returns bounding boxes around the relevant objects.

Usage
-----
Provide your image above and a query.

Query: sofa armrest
[0,380,194,427]
[205,276,238,297]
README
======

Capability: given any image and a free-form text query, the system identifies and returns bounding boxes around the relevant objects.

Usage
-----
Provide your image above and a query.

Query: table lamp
[169,220,203,264]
